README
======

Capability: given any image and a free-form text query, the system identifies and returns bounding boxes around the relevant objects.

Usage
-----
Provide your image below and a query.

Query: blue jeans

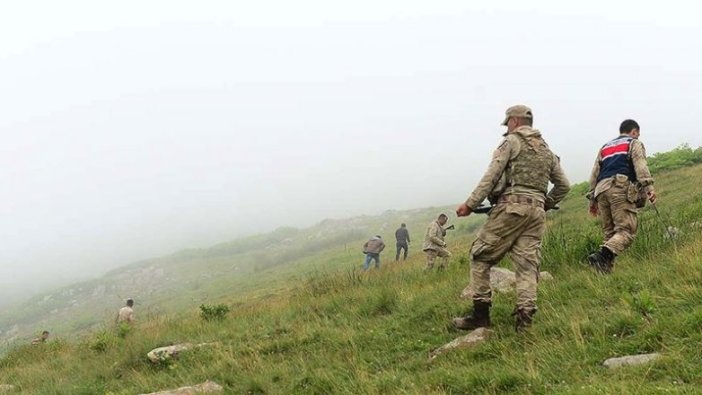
[363,253,380,270]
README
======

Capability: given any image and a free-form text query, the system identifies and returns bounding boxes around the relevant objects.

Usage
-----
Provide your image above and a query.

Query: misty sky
[1,1,701,296]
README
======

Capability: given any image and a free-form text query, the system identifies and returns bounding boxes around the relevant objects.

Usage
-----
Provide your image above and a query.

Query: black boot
[453,301,491,330]
[587,247,615,274]
[513,308,536,332]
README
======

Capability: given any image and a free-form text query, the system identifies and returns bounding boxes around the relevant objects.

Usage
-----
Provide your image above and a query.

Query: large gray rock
[461,268,554,298]
[139,380,223,395]
[603,353,661,369]
[147,342,217,363]
[429,327,492,360]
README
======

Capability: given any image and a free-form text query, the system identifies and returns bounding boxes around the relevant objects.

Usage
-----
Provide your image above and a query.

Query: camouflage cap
[501,104,533,126]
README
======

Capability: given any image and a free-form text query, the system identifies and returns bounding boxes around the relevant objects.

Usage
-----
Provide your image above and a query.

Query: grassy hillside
[0,204,483,348]
[1,163,701,393]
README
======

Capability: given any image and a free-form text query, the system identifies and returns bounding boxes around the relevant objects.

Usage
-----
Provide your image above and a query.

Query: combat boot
[587,247,615,274]
[513,308,536,332]
[453,300,491,330]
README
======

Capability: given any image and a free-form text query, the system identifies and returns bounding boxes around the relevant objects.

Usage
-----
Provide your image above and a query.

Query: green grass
[0,163,701,394]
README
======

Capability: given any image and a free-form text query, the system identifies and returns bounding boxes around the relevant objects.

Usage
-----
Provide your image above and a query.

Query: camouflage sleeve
[465,138,513,209]
[586,152,601,200]
[545,154,570,209]
[631,140,654,191]
[428,223,445,246]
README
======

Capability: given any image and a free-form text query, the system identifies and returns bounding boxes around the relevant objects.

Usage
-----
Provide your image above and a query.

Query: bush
[199,303,230,321]
[648,144,702,173]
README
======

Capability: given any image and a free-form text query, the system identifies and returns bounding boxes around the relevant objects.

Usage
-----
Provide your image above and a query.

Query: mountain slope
[0,203,483,346]
[1,162,701,394]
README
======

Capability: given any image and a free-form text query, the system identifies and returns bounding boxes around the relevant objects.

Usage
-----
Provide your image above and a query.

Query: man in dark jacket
[395,223,411,261]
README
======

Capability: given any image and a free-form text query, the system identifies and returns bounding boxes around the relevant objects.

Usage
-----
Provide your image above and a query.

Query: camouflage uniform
[588,135,654,258]
[117,306,135,323]
[461,110,570,325]
[422,220,451,269]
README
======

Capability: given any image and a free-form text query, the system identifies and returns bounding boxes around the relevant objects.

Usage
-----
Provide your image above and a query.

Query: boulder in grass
[139,380,223,395]
[603,353,660,369]
[461,268,554,298]
[147,342,217,363]
[429,327,492,360]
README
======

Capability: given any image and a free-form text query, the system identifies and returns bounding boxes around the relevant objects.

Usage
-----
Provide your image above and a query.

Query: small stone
[429,327,492,360]
[603,353,660,369]
[664,226,681,240]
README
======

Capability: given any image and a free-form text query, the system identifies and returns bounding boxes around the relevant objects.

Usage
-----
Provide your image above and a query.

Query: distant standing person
[586,119,656,274]
[31,330,49,345]
[395,223,411,261]
[422,214,451,270]
[362,235,385,271]
[117,298,135,324]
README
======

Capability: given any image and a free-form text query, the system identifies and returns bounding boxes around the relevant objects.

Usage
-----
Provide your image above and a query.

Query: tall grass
[0,164,701,394]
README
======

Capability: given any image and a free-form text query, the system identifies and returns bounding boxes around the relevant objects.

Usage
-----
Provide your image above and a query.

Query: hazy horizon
[2,0,702,302]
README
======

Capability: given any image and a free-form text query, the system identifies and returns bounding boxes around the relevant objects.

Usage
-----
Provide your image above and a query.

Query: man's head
[41,331,49,340]
[375,235,382,239]
[400,223,406,228]
[620,119,640,139]
[437,213,448,226]
[126,299,134,307]
[501,105,533,132]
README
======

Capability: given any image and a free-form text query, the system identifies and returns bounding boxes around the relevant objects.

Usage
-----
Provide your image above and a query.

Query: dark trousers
[396,242,409,261]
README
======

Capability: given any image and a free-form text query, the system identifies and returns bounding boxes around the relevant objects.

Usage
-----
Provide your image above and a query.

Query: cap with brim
[501,105,533,126]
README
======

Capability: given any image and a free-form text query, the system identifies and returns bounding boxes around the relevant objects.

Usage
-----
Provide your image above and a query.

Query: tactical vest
[596,136,636,183]
[503,134,553,196]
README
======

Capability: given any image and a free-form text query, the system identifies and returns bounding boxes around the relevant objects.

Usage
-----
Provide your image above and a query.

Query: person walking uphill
[395,223,411,261]
[454,105,570,332]
[586,119,656,274]
[422,214,451,270]
[362,235,385,271]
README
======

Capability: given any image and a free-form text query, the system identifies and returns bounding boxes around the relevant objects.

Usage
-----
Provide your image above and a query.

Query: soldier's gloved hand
[588,201,599,217]
[456,203,472,217]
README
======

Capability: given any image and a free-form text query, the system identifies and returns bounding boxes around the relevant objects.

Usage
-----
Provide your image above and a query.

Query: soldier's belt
[498,195,544,208]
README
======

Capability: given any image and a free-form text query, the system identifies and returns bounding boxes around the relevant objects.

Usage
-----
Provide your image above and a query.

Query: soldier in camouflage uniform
[117,298,135,324]
[454,105,570,331]
[422,214,451,270]
[586,119,656,273]
[31,330,50,345]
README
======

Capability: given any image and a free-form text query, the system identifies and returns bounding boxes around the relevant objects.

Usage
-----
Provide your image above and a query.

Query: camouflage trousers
[596,182,638,256]
[468,202,545,312]
[424,247,451,270]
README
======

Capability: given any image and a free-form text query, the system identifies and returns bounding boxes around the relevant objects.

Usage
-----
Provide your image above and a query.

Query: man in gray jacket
[362,235,386,271]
